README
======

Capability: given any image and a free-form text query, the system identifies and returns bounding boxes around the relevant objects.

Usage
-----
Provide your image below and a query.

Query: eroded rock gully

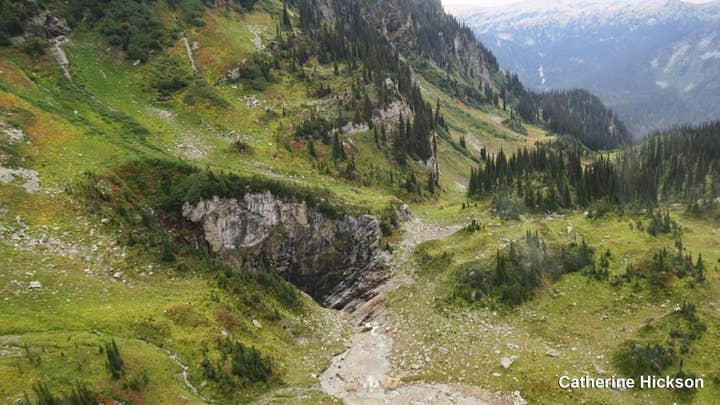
[182,193,526,403]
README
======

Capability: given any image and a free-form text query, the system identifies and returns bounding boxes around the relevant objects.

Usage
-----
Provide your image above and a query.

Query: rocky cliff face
[301,0,497,91]
[374,0,497,89]
[182,192,387,310]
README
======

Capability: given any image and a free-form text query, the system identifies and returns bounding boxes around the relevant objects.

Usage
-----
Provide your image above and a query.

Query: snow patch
[698,33,717,49]
[497,32,513,41]
[700,50,720,60]
[665,44,690,70]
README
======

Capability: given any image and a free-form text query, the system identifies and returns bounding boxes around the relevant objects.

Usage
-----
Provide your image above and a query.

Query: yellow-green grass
[0,182,349,403]
[414,74,549,155]
[2,2,718,404]
[383,205,720,404]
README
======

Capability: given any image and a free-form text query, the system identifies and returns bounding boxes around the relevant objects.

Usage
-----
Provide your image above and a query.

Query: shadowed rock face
[182,192,387,310]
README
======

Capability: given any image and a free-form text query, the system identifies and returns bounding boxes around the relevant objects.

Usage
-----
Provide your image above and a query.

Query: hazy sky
[442,0,717,14]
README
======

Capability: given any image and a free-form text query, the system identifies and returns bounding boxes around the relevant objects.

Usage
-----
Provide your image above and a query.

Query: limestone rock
[396,204,416,223]
[0,123,25,144]
[0,167,41,194]
[500,355,519,369]
[29,11,70,38]
[182,192,387,310]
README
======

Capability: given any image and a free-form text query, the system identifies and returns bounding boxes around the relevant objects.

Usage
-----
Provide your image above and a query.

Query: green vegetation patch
[449,232,596,306]
[83,158,352,219]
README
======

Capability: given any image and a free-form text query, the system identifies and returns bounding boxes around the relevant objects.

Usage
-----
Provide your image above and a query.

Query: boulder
[396,204,416,223]
[27,281,42,290]
[500,355,519,369]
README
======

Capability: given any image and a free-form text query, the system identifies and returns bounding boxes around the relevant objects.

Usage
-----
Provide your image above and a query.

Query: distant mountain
[457,0,720,135]
[363,0,631,149]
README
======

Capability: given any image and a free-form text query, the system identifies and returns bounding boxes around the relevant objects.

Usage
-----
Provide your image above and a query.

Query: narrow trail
[320,215,525,404]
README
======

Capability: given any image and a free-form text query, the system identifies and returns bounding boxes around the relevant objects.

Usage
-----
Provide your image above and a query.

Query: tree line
[517,89,632,150]
[468,122,720,210]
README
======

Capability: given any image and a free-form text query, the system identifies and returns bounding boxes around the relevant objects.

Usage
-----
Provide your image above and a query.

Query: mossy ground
[385,198,720,404]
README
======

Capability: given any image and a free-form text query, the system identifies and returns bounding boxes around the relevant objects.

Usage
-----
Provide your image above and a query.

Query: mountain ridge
[2,0,719,404]
[458,0,720,135]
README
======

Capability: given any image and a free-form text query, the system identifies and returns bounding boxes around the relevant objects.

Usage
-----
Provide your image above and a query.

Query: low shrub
[614,340,674,378]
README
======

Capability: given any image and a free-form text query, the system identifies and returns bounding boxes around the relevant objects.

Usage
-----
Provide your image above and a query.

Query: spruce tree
[282,1,292,30]
[104,339,125,379]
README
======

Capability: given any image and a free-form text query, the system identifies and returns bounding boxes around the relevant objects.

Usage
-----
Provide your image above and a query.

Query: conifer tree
[104,339,124,379]
[282,1,292,30]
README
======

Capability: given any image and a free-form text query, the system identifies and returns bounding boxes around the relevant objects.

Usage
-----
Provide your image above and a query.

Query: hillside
[458,0,720,135]
[1,0,720,404]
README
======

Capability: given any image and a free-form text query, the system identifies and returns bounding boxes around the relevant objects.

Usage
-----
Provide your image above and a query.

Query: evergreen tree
[695,254,706,283]
[282,1,292,30]
[32,382,57,405]
[104,339,125,379]
[68,382,99,405]
[331,134,346,161]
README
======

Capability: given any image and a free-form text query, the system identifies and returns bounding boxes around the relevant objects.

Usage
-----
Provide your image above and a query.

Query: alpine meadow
[0,0,719,404]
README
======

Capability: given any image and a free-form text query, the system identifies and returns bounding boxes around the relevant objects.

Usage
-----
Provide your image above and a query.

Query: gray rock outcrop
[0,167,41,194]
[182,192,387,310]
[29,11,70,38]
[10,10,70,45]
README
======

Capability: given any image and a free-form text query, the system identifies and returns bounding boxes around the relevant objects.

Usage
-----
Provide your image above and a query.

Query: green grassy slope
[0,0,518,401]
[2,0,718,404]
[386,201,720,404]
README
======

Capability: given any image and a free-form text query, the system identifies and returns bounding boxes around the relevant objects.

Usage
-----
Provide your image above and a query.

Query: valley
[1,0,719,404]
[458,0,720,135]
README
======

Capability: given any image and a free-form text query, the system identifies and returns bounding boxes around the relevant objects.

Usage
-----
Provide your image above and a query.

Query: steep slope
[459,0,720,135]
[4,0,718,404]
[350,0,631,150]
[0,0,519,402]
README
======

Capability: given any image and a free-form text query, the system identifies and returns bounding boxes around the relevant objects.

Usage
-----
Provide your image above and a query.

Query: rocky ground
[318,216,526,404]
